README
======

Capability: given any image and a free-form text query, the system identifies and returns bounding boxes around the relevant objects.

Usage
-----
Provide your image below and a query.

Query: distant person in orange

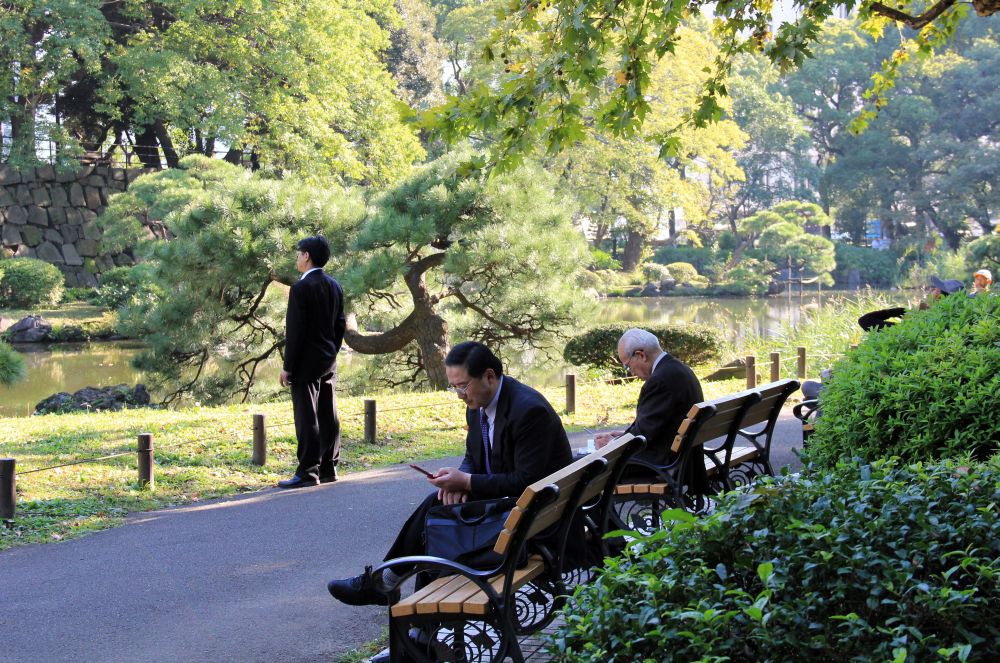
[970,269,992,297]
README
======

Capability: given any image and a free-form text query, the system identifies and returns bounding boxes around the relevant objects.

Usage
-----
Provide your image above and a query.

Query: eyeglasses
[447,382,471,396]
[622,350,638,372]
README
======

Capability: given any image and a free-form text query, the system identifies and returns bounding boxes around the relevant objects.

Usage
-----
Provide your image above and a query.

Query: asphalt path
[0,412,804,663]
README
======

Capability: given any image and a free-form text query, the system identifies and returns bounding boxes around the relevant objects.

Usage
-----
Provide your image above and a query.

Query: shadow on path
[0,413,803,662]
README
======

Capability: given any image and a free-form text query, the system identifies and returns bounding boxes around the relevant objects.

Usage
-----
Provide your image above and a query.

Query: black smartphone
[409,463,434,478]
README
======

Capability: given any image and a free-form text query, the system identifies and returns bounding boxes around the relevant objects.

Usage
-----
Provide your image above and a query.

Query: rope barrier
[374,401,458,414]
[16,450,134,475]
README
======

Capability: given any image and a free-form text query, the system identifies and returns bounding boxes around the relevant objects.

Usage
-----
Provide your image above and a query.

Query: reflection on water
[2,291,895,417]
[0,341,147,418]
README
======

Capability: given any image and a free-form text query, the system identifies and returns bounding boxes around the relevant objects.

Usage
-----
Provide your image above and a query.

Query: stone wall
[0,163,152,287]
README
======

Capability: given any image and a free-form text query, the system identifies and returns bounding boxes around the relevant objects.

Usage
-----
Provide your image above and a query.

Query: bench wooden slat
[439,557,546,615]
[729,445,759,464]
[391,555,547,618]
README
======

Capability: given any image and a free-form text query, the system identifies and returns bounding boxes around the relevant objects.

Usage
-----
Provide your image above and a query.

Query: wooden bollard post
[565,373,576,414]
[137,433,154,489]
[0,458,15,520]
[746,355,756,388]
[770,352,781,383]
[851,344,859,351]
[797,346,807,379]
[364,399,377,444]
[252,414,267,466]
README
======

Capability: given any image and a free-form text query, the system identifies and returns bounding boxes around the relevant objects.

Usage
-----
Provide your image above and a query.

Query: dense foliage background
[550,459,1000,662]
[806,294,1000,467]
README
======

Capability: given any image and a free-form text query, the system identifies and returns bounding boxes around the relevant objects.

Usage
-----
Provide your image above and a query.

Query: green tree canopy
[2,0,424,183]
[98,152,589,401]
[421,0,998,168]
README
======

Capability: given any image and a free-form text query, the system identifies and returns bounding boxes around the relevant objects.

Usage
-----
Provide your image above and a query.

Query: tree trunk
[224,147,243,165]
[341,252,451,389]
[153,120,179,168]
[134,125,162,169]
[621,229,646,272]
[9,97,36,162]
[413,310,449,388]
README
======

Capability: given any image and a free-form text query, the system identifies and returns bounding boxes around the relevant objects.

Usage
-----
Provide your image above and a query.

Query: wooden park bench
[374,433,645,663]
[611,378,799,532]
[709,378,800,489]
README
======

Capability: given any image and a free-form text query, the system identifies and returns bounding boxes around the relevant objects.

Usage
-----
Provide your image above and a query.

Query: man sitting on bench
[595,328,705,484]
[327,341,575,610]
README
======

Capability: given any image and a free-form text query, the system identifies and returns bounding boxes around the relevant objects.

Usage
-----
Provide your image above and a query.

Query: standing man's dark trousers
[291,370,340,481]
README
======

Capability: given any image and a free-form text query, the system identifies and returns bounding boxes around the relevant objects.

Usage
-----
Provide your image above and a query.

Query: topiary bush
[640,262,672,285]
[0,257,64,308]
[0,339,26,386]
[549,458,1000,662]
[807,293,1000,468]
[96,264,162,311]
[563,323,722,375]
[665,261,699,283]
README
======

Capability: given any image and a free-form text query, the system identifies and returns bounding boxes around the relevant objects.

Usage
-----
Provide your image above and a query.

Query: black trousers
[291,371,340,481]
[384,492,439,562]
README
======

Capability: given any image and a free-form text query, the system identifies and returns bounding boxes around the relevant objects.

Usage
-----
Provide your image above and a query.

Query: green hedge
[807,294,1000,468]
[549,459,1000,662]
[0,257,64,308]
[96,264,162,310]
[563,323,722,375]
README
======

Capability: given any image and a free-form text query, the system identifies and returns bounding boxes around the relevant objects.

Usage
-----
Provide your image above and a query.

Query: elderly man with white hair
[595,328,705,471]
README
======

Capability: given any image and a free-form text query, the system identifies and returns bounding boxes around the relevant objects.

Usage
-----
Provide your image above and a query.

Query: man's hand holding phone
[409,463,436,478]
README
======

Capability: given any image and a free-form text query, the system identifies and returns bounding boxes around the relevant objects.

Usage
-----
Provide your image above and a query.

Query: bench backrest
[494,434,644,556]
[739,378,800,431]
[687,391,762,449]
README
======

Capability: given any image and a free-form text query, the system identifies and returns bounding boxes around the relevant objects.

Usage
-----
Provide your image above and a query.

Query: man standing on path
[595,328,704,470]
[326,341,573,605]
[278,236,346,489]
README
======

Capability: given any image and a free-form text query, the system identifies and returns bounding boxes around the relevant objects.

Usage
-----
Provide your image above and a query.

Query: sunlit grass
[0,379,666,549]
[1,301,110,326]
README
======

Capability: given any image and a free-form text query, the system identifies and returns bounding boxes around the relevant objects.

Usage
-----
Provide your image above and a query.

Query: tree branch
[868,0,958,29]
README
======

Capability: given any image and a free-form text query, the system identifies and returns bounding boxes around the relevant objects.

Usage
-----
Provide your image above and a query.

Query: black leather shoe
[277,475,319,489]
[319,468,338,483]
[327,566,391,606]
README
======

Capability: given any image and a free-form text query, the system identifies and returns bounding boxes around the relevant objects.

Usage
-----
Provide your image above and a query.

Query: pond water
[1,290,887,418]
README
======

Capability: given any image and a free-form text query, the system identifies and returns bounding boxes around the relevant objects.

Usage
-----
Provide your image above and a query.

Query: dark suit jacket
[283,269,346,382]
[459,377,572,501]
[626,353,704,466]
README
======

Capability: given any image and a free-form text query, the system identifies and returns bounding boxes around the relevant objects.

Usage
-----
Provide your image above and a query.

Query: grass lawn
[0,374,746,550]
[1,301,117,340]
[1,301,109,326]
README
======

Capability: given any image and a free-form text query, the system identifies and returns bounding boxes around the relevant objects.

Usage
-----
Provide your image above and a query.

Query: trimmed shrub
[0,257,64,308]
[640,262,671,285]
[563,323,722,375]
[719,258,772,296]
[833,242,900,287]
[589,248,621,271]
[62,287,99,303]
[652,244,718,274]
[807,293,999,467]
[549,458,1000,662]
[96,264,162,310]
[665,261,698,283]
[0,339,26,386]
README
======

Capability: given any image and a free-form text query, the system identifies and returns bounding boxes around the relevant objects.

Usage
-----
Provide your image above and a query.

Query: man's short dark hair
[297,236,331,267]
[445,341,503,378]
